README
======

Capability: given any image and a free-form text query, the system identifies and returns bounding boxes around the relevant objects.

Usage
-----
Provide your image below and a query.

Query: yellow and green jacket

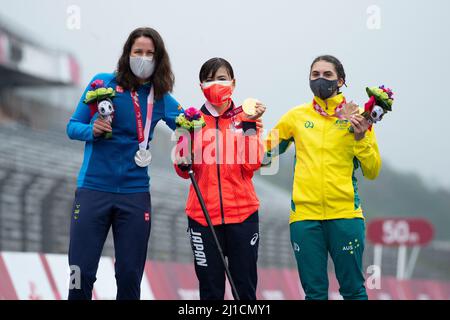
[265,93,381,223]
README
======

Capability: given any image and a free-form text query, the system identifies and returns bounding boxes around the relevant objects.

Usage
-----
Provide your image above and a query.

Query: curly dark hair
[116,27,174,99]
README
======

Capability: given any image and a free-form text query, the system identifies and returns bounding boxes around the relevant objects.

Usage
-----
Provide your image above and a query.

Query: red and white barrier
[0,252,448,300]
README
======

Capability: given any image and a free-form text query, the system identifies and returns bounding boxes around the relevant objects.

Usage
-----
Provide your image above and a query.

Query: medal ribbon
[221,101,257,129]
[131,86,154,151]
[312,98,347,119]
[223,104,243,119]
[204,100,241,119]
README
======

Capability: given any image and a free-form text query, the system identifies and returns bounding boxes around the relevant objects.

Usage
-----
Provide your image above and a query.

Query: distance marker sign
[367,218,434,247]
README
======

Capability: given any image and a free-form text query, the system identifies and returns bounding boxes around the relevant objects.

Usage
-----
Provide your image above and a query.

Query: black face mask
[310,78,339,100]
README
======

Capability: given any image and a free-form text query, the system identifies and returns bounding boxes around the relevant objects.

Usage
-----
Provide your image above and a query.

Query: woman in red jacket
[174,57,266,300]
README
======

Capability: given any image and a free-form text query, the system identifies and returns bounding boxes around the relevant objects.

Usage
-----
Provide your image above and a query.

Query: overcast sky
[1,0,449,190]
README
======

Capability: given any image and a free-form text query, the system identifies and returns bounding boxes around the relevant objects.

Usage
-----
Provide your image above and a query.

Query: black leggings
[188,211,259,300]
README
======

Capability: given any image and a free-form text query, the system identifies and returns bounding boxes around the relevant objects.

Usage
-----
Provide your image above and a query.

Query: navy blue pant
[188,212,259,300]
[68,188,151,300]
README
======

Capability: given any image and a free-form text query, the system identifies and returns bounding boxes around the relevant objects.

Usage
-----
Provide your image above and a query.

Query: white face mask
[129,56,155,80]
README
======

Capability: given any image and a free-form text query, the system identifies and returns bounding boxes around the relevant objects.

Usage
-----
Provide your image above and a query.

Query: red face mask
[201,80,233,105]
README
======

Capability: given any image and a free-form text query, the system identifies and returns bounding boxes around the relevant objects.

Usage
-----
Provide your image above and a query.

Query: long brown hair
[116,27,174,99]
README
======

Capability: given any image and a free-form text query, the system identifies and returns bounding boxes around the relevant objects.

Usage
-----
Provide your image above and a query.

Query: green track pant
[290,218,368,300]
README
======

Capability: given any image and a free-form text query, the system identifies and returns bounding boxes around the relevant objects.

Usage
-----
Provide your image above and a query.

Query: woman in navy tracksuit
[66,27,183,300]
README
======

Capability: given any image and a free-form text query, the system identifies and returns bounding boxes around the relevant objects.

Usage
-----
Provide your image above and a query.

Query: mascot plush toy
[363,85,394,127]
[83,79,116,139]
[174,107,206,166]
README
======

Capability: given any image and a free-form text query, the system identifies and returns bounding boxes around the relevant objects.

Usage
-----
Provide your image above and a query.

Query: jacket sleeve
[238,127,264,172]
[354,127,382,180]
[66,74,100,142]
[163,93,183,130]
[263,111,295,164]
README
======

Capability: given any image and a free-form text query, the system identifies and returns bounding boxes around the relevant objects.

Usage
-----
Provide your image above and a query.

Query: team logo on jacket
[304,121,314,129]
[342,239,361,255]
[335,119,350,130]
[144,212,150,222]
[250,233,259,246]
[292,242,300,252]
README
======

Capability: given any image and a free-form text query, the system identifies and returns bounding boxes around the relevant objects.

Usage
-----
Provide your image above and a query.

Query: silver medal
[134,149,152,167]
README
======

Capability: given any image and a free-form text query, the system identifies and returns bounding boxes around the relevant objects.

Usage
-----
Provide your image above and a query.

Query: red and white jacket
[174,101,264,226]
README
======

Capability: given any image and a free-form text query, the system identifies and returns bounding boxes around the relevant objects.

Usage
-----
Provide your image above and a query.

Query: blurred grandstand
[0,14,295,269]
[0,15,449,300]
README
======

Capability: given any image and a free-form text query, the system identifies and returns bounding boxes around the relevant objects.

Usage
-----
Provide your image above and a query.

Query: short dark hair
[116,27,174,100]
[199,57,234,82]
[310,55,346,86]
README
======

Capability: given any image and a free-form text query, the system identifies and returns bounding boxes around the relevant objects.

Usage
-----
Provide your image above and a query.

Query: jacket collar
[201,100,235,117]
[313,93,346,114]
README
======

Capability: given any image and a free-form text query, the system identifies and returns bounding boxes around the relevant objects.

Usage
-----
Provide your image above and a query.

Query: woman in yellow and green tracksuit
[265,55,381,300]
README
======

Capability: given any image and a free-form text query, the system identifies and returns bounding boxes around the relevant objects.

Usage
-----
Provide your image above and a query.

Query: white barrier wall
[0,251,449,300]
[0,252,154,300]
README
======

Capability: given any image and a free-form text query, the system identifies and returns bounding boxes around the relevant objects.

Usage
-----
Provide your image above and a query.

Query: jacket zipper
[216,117,225,224]
[321,114,327,219]
[323,100,327,218]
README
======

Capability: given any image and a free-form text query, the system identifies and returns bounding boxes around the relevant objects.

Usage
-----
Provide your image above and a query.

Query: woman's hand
[245,101,266,120]
[350,114,370,141]
[93,118,112,137]
[176,156,192,172]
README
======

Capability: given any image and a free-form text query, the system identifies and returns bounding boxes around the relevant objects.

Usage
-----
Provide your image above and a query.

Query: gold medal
[242,98,258,116]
